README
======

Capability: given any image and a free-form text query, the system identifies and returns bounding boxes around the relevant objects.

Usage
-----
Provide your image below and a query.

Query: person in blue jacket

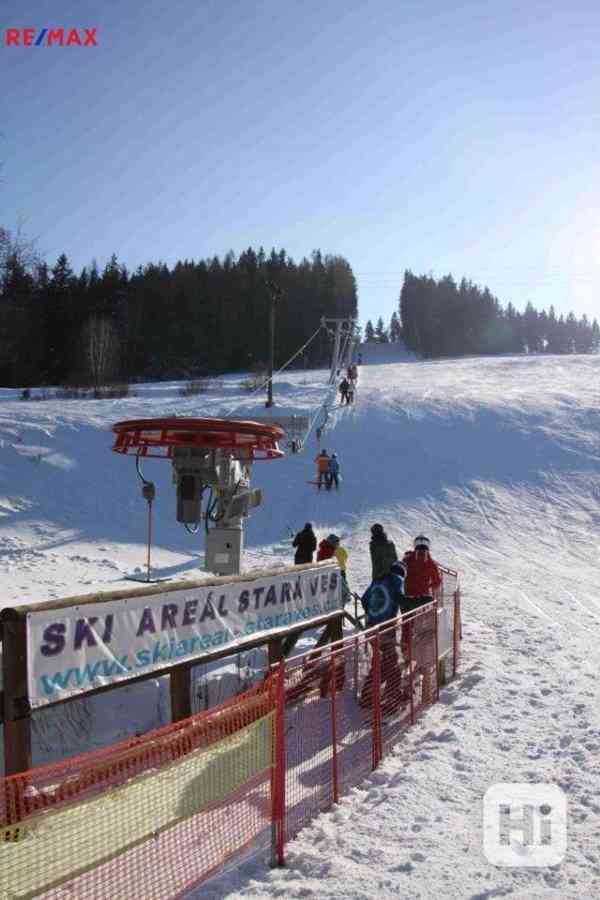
[359,561,407,709]
[326,452,341,490]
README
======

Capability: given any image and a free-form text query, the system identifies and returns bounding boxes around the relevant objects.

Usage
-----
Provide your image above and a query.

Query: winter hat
[304,522,313,530]
[391,561,406,578]
[414,534,430,550]
[331,452,337,458]
[327,533,340,545]
[371,523,384,536]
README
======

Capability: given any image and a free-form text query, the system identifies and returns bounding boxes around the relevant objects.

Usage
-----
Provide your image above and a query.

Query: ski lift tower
[111,417,284,577]
[321,316,357,383]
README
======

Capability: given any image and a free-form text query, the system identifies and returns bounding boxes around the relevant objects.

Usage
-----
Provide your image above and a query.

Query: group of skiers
[313,449,341,490]
[292,522,441,616]
[292,521,443,711]
[292,523,348,572]
[292,523,350,604]
[364,526,442,632]
[359,527,442,709]
[339,364,358,406]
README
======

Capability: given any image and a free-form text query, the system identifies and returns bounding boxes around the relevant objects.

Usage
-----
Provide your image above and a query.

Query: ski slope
[1,348,599,898]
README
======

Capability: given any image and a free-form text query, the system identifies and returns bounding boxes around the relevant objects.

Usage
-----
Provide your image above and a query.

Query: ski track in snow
[0,345,599,898]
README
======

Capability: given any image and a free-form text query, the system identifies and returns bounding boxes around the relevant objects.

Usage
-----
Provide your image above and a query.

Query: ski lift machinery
[111,417,284,577]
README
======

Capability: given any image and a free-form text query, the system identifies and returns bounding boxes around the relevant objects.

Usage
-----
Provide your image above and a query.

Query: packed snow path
[201,352,600,899]
[0,350,599,897]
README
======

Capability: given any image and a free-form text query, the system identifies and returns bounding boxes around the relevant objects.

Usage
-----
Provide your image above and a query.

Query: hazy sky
[2,0,600,326]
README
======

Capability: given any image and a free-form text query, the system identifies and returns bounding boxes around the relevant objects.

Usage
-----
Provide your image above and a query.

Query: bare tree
[84,315,119,391]
[0,223,40,280]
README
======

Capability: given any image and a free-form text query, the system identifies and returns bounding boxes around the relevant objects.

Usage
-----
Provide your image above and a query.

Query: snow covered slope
[1,353,599,898]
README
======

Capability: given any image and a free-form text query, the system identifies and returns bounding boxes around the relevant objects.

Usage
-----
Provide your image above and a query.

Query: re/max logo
[4,28,98,47]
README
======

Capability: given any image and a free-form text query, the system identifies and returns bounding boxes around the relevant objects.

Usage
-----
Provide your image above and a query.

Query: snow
[1,347,600,898]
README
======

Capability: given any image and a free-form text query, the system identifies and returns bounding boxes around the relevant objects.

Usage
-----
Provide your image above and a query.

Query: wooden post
[330,614,343,645]
[268,637,284,667]
[2,610,32,775]
[170,665,192,722]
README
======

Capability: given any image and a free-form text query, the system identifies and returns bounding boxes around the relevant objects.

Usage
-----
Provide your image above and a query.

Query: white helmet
[414,534,430,550]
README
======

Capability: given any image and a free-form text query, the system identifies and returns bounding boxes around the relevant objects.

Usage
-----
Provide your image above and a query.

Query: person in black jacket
[292,523,317,564]
[369,523,398,579]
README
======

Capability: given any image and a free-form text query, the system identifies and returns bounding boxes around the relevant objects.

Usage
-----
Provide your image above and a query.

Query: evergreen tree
[389,311,401,342]
[364,319,375,342]
[374,316,388,343]
[43,254,76,383]
[592,318,600,352]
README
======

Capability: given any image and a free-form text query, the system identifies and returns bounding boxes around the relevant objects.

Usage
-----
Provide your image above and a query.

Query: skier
[402,535,442,597]
[361,561,405,627]
[314,449,330,490]
[317,532,349,582]
[339,377,350,405]
[317,533,339,562]
[369,523,398,579]
[292,523,317,565]
[359,560,407,709]
[346,382,355,404]
[327,452,341,490]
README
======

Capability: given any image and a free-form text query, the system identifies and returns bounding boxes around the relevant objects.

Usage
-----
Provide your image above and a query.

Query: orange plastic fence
[0,579,461,899]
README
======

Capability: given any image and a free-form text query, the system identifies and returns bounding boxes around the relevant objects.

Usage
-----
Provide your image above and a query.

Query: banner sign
[26,564,341,708]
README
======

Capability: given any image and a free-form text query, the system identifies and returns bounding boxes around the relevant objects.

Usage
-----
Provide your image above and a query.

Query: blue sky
[2,0,599,326]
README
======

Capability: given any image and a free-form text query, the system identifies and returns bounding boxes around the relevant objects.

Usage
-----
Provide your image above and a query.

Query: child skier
[359,560,407,710]
[314,449,330,490]
[327,452,341,490]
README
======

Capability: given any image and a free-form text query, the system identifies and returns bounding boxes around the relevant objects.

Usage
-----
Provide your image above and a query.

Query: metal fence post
[453,589,461,677]
[371,631,382,770]
[330,650,339,804]
[434,606,440,703]
[407,619,415,725]
[274,660,286,866]
[353,633,360,701]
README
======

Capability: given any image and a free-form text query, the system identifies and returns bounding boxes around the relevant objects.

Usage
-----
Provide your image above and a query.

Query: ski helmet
[414,534,430,550]
[327,533,340,545]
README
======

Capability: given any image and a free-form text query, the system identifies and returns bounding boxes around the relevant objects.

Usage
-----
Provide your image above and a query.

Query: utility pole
[265,280,283,407]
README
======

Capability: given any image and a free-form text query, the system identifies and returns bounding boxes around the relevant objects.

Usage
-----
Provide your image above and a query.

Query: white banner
[437,606,453,658]
[26,564,341,708]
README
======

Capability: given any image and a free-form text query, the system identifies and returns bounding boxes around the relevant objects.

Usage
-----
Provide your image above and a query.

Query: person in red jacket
[403,534,442,597]
[317,533,338,562]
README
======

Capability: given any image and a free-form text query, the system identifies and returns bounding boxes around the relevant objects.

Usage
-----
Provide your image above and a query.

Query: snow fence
[0,576,461,899]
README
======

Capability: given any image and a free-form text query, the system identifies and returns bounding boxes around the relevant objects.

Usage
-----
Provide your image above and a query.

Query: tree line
[364,271,600,357]
[0,230,357,388]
